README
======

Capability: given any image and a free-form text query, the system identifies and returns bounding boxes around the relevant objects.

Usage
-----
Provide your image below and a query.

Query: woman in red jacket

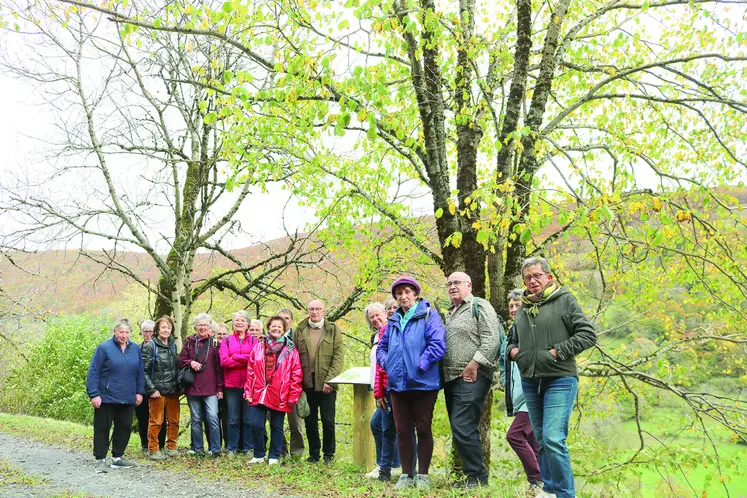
[244,315,302,465]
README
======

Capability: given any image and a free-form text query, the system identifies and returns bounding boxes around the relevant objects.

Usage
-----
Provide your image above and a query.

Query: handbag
[296,391,310,418]
[178,338,210,391]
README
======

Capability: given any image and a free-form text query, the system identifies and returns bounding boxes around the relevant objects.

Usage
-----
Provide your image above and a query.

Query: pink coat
[219,333,259,389]
[244,340,303,413]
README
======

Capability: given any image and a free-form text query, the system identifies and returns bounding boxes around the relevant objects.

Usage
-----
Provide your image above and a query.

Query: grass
[0,457,47,487]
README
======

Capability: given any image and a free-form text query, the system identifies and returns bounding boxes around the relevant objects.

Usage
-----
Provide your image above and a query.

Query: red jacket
[373,327,389,399]
[244,339,303,413]
[219,333,259,389]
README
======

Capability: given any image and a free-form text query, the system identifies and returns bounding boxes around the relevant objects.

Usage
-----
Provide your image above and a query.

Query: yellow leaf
[652,197,662,212]
[449,203,456,216]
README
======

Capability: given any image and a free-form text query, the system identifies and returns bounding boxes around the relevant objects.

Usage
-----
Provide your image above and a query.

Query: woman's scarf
[521,281,560,316]
[399,300,420,330]
[264,336,286,382]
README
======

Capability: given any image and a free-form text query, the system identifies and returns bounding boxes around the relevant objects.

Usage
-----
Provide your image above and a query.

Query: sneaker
[268,458,280,466]
[165,449,180,457]
[306,455,320,463]
[248,456,265,464]
[395,474,414,489]
[110,457,136,469]
[377,470,392,482]
[414,474,430,490]
[148,451,167,461]
[94,459,108,473]
[365,465,380,479]
[466,476,487,488]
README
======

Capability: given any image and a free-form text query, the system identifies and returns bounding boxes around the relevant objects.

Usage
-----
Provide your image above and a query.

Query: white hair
[192,313,213,329]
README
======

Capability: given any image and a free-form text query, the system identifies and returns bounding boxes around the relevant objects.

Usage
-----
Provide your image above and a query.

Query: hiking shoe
[165,449,180,457]
[148,451,167,461]
[365,465,380,479]
[306,455,320,463]
[110,457,136,469]
[377,470,392,482]
[395,474,414,489]
[466,476,487,488]
[94,459,108,473]
[248,456,265,464]
[323,455,334,466]
[414,474,430,490]
[268,458,280,466]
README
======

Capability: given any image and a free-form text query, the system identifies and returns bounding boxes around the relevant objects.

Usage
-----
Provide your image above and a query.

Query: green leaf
[204,112,217,125]
[476,229,489,248]
[435,208,443,219]
[520,228,532,244]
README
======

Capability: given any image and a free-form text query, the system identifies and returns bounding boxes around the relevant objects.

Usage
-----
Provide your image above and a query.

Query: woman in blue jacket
[86,318,145,473]
[377,276,445,491]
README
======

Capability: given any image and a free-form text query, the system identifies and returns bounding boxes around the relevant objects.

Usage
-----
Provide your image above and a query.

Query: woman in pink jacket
[219,311,259,457]
[244,315,303,465]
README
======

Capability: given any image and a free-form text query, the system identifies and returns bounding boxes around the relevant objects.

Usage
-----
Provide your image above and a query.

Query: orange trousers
[148,393,180,452]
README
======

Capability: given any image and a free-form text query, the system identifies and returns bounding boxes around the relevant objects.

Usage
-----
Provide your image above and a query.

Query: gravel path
[0,433,275,497]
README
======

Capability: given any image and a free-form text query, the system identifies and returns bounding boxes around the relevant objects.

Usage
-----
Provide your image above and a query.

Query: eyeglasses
[308,307,324,312]
[523,272,547,283]
[445,280,466,288]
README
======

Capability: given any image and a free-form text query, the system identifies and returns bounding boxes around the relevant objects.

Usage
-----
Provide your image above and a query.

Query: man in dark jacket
[507,257,597,498]
[295,300,344,464]
[443,271,502,488]
[279,308,305,458]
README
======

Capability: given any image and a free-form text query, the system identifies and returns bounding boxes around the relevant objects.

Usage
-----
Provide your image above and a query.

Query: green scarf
[399,300,420,330]
[521,281,560,316]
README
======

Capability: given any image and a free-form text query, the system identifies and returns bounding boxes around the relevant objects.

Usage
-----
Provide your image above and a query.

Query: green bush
[0,314,112,424]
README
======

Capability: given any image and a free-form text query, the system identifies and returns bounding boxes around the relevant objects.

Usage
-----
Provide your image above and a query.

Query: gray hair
[193,313,212,329]
[363,302,386,330]
[210,321,220,333]
[113,318,132,333]
[384,296,397,310]
[278,308,294,320]
[250,319,264,332]
[232,310,251,327]
[507,288,524,302]
[521,257,552,276]
[140,320,155,331]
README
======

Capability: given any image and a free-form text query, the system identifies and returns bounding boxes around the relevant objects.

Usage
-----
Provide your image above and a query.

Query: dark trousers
[507,411,541,483]
[444,375,491,482]
[134,398,165,449]
[390,390,438,476]
[374,391,401,472]
[225,388,252,452]
[250,404,285,459]
[93,403,135,459]
[304,378,337,459]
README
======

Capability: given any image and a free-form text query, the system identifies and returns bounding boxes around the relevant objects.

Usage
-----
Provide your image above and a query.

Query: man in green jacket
[507,257,597,498]
[295,300,344,464]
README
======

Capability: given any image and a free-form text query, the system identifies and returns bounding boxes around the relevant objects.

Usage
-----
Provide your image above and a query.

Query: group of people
[86,256,595,498]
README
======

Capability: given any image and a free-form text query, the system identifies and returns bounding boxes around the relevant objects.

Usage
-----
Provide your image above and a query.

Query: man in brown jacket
[295,300,344,464]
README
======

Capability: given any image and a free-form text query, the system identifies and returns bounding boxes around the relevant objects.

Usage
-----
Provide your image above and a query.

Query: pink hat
[391,276,421,297]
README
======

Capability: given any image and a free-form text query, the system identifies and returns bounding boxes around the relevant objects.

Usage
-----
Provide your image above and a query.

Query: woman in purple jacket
[377,276,446,490]
[179,313,223,457]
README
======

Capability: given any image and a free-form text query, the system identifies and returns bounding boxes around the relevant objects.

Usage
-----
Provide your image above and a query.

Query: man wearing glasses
[443,272,502,488]
[507,257,597,498]
[295,300,344,464]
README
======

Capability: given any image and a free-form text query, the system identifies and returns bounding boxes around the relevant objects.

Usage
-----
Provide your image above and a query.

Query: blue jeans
[373,392,400,472]
[250,404,285,459]
[445,375,491,482]
[521,376,578,498]
[225,388,253,452]
[187,395,221,454]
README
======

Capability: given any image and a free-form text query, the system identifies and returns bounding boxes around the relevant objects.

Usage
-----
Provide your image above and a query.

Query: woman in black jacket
[142,315,181,460]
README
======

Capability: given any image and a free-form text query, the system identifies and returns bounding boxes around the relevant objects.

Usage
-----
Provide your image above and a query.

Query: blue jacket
[377,299,446,392]
[86,336,145,404]
[499,324,527,416]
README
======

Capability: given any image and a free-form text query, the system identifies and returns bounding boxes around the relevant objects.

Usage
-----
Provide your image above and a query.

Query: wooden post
[353,383,374,469]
